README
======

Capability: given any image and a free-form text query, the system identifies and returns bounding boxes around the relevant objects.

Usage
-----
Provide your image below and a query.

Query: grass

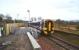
[55,32,79,46]
[62,34,79,45]
[74,31,79,35]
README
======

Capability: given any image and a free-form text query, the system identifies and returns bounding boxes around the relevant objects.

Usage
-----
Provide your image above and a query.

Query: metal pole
[27,10,30,21]
[27,10,30,26]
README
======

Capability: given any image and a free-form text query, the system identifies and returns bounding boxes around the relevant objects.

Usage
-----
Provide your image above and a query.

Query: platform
[2,28,33,50]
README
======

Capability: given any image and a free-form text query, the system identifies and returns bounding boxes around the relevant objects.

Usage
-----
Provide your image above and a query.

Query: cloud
[0,0,79,20]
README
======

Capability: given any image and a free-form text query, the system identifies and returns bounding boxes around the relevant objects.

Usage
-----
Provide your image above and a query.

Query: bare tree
[0,14,4,22]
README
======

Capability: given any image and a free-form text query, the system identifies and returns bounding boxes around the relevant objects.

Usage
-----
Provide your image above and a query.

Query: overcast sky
[0,0,79,20]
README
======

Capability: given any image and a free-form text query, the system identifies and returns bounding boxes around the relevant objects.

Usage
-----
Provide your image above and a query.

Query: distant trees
[55,19,68,26]
[14,20,24,23]
[6,15,12,20]
[0,14,4,18]
[0,14,13,23]
[0,14,4,21]
[0,17,2,21]
[31,17,36,22]
[55,19,79,25]
[30,17,42,22]
[0,14,12,20]
[55,19,61,24]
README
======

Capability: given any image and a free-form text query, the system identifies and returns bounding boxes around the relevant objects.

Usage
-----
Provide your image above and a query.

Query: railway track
[55,30,79,38]
[46,35,79,50]
[29,25,79,50]
[54,30,79,46]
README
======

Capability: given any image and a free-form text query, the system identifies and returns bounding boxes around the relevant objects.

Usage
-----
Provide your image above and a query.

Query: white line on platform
[27,32,41,50]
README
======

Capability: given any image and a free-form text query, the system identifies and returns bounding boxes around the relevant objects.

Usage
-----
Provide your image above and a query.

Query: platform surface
[3,28,33,50]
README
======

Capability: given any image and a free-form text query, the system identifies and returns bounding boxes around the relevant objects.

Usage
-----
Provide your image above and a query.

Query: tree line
[55,19,79,25]
[55,19,79,30]
[0,14,25,23]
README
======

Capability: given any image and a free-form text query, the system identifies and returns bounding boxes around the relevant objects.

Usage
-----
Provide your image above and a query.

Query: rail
[47,35,79,50]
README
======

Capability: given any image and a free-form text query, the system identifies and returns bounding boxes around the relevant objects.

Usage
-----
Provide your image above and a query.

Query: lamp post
[27,10,30,21]
[27,10,30,26]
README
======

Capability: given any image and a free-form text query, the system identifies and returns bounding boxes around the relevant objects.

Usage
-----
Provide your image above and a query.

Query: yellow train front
[41,20,54,35]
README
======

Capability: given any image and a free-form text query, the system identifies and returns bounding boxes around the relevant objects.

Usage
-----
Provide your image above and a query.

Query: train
[41,19,54,35]
[29,19,54,35]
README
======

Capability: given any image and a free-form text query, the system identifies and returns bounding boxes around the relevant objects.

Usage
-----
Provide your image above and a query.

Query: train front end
[41,20,54,35]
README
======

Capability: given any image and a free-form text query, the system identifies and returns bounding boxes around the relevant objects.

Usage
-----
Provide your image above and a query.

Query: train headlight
[52,28,54,30]
[42,27,47,30]
[44,31,48,35]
